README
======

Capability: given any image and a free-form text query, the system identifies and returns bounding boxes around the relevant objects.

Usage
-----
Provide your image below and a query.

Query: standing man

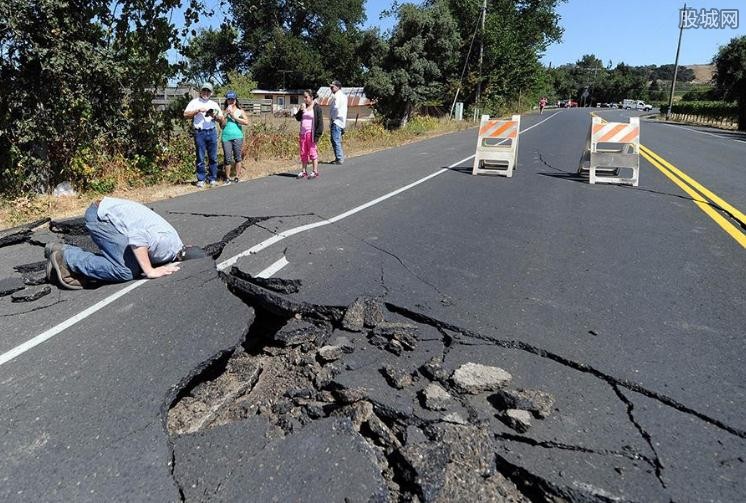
[184,82,222,187]
[45,197,205,289]
[328,80,347,165]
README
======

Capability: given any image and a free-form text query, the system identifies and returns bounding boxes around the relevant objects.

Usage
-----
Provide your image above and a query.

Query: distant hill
[687,64,714,84]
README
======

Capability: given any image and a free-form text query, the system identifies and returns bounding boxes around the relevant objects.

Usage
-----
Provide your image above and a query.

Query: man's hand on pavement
[144,263,180,279]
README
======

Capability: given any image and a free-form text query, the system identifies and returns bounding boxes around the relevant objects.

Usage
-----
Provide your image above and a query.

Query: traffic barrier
[578,116,640,186]
[472,114,520,177]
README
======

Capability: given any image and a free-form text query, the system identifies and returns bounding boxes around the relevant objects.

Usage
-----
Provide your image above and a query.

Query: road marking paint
[0,281,146,366]
[640,147,746,249]
[256,256,289,278]
[3,113,557,367]
[640,145,746,227]
[659,122,746,144]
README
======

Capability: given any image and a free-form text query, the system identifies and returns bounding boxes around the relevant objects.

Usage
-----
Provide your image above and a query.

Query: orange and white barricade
[578,116,640,186]
[472,115,520,177]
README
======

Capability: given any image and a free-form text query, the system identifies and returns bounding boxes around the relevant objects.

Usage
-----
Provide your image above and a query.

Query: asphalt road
[1,108,744,502]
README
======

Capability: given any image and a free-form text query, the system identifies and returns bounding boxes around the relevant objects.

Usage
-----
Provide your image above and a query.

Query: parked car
[567,100,578,108]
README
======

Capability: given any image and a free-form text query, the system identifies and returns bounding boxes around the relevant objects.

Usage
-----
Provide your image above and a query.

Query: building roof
[316,87,373,107]
[251,89,306,95]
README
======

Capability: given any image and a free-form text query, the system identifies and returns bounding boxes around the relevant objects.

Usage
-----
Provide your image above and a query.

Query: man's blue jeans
[64,204,141,282]
[194,128,218,182]
[330,123,345,162]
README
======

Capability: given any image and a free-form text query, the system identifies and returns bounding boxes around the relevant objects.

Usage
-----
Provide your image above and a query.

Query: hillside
[688,64,714,84]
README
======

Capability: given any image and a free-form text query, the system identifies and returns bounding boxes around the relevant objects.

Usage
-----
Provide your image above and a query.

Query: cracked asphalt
[0,108,744,502]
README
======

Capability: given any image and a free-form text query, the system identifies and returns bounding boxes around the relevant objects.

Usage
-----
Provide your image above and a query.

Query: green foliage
[713,36,746,130]
[670,101,738,121]
[219,0,380,89]
[0,0,208,196]
[365,1,461,127]
[182,26,244,86]
[216,71,258,99]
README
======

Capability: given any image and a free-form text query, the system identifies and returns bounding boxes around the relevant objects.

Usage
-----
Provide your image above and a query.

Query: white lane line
[217,153,476,270]
[0,280,146,366]
[255,256,289,278]
[659,122,744,143]
[3,115,557,367]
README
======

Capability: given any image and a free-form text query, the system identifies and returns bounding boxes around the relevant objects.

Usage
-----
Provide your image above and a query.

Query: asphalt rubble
[4,216,745,502]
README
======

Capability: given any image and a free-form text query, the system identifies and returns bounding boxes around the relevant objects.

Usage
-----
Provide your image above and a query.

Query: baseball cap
[200,82,214,92]
[330,80,342,88]
[226,91,237,99]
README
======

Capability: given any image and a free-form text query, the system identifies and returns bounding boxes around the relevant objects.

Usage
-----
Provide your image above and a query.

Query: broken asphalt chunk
[421,383,453,411]
[11,285,52,303]
[273,318,328,347]
[0,218,48,248]
[0,277,27,297]
[381,365,413,389]
[317,345,343,362]
[490,388,555,418]
[451,362,512,394]
[341,297,366,331]
[363,298,385,328]
[503,409,533,433]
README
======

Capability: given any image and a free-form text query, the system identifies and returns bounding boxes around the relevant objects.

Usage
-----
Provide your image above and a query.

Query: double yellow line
[639,146,746,248]
[590,112,745,248]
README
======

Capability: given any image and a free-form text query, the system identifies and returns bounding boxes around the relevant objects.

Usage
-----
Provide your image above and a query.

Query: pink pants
[299,132,318,163]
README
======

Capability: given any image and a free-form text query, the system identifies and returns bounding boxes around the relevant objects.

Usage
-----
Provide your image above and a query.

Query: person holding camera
[183,82,223,188]
[218,91,249,184]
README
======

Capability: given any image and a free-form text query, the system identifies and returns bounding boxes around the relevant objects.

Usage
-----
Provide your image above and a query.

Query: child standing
[294,89,323,179]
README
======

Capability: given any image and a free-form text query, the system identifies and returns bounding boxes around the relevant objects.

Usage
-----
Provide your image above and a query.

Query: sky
[178,0,744,67]
[541,0,745,67]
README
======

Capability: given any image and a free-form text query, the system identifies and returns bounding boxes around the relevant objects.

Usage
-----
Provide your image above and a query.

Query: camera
[205,109,215,118]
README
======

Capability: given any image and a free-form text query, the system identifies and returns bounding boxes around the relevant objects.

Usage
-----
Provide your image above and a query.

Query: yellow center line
[640,148,746,249]
[640,145,746,226]
[590,111,744,247]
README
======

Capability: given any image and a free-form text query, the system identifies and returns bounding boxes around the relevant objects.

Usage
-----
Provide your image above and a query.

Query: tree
[713,36,746,130]
[440,0,564,111]
[0,0,208,195]
[364,1,461,126]
[183,26,244,86]
[222,0,379,89]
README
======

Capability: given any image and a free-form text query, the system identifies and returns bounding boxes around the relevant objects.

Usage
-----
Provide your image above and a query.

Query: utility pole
[666,3,685,120]
[474,0,486,120]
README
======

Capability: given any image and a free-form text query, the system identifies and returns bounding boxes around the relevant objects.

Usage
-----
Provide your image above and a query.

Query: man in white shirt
[183,82,223,187]
[328,80,348,164]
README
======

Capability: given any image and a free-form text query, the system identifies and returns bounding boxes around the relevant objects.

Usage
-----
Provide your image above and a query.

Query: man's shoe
[333,159,344,165]
[196,181,205,188]
[44,241,65,259]
[49,250,84,290]
[209,180,218,187]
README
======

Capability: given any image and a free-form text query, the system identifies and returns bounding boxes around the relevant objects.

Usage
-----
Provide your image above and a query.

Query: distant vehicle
[567,99,578,108]
[622,99,653,111]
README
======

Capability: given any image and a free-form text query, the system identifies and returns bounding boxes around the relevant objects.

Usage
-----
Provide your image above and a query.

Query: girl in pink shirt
[294,90,324,179]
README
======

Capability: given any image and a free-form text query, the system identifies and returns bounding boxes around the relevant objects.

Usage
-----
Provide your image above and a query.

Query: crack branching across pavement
[162,265,745,502]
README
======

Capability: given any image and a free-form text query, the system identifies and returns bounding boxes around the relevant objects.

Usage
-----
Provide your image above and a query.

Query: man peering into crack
[45,197,205,289]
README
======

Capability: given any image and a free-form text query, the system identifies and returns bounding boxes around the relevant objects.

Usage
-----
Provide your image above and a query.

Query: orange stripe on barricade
[597,124,627,142]
[592,123,605,134]
[479,121,499,136]
[619,128,639,144]
[487,121,514,138]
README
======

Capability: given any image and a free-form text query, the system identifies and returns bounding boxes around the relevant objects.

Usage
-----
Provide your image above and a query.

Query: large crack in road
[163,261,746,502]
[2,215,744,502]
